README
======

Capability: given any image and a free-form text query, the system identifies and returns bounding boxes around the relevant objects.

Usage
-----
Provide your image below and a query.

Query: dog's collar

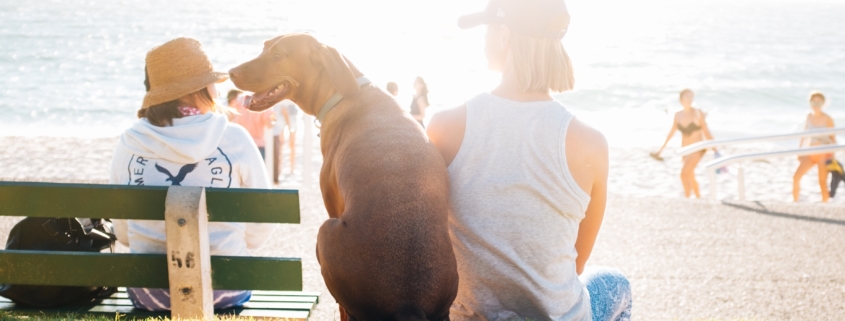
[316,76,371,125]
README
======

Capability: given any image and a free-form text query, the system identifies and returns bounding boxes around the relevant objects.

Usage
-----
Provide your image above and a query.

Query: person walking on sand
[231,90,274,160]
[109,37,276,312]
[793,91,836,202]
[652,89,715,198]
[427,0,631,320]
[410,76,429,127]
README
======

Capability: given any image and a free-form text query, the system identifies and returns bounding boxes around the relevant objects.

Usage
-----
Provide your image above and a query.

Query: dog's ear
[342,55,364,79]
[314,44,360,98]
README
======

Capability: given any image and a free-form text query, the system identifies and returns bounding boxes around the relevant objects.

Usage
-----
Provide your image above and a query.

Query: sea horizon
[1,0,843,149]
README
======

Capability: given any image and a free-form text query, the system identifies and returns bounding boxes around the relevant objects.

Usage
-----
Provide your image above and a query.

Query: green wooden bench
[0,182,318,320]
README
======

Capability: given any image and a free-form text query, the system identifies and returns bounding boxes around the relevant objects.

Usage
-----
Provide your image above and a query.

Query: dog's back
[316,86,458,321]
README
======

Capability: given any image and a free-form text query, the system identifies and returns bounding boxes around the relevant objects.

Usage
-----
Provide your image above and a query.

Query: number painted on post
[170,251,196,269]
[171,251,183,268]
[185,252,195,268]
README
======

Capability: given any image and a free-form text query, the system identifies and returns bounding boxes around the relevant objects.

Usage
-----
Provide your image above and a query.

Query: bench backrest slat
[0,250,303,291]
[0,182,299,224]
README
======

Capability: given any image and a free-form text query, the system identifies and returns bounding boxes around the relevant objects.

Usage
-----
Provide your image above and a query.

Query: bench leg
[165,186,214,320]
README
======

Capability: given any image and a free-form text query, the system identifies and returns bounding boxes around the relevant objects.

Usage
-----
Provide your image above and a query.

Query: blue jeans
[127,288,251,311]
[580,267,632,321]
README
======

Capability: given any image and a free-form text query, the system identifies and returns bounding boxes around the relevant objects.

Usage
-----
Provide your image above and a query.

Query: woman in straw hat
[109,37,276,311]
[427,0,631,320]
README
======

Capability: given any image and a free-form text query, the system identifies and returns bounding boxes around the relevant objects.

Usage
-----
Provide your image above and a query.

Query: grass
[0,312,772,321]
[694,319,773,321]
[0,311,299,321]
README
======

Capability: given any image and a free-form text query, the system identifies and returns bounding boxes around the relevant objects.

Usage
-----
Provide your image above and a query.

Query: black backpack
[0,217,118,308]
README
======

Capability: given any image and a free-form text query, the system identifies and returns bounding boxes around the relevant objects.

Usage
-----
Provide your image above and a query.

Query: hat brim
[212,71,228,83]
[142,72,229,109]
[458,12,489,30]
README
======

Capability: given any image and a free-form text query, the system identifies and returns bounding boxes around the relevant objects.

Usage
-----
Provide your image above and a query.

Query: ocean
[1,0,844,148]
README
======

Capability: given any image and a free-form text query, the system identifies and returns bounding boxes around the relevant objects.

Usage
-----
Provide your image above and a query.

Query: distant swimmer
[652,89,715,198]
[793,91,836,202]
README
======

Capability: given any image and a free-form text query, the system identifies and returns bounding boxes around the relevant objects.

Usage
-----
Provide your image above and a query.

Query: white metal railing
[678,127,845,157]
[706,144,845,201]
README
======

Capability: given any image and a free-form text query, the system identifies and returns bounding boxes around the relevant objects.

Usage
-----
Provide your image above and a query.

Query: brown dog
[229,34,458,321]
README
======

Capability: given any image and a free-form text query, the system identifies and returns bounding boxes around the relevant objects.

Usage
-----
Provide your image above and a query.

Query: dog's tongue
[248,100,273,112]
[246,91,270,112]
[246,84,286,112]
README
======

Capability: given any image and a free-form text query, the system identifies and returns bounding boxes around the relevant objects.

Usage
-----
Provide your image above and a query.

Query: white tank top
[448,93,592,321]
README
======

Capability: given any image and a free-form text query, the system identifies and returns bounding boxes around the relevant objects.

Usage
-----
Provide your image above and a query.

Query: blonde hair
[809,90,826,102]
[505,33,575,93]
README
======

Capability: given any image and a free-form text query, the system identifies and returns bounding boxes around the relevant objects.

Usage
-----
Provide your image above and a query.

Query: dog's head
[229,33,363,113]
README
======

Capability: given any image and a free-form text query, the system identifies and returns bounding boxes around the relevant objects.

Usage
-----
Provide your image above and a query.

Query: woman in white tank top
[427,0,631,320]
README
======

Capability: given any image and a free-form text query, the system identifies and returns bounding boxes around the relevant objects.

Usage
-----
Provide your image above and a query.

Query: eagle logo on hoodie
[127,148,233,188]
[154,163,197,186]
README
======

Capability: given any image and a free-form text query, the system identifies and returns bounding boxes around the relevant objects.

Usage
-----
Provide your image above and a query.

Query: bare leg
[818,161,830,202]
[680,157,691,198]
[289,130,297,174]
[681,152,703,198]
[679,170,691,198]
[686,151,705,198]
[793,157,815,202]
[273,135,282,184]
[691,175,701,198]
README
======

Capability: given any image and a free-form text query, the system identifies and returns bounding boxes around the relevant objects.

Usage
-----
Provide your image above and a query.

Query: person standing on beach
[109,37,275,311]
[410,76,429,127]
[386,81,399,97]
[272,100,299,181]
[652,89,714,198]
[427,0,631,320]
[231,90,274,160]
[226,89,243,121]
[793,91,836,202]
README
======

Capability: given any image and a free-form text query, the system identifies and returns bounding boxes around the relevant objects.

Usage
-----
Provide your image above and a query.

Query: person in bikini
[652,89,714,198]
[793,91,836,202]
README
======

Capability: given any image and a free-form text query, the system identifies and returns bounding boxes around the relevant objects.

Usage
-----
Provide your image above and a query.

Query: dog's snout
[228,68,241,79]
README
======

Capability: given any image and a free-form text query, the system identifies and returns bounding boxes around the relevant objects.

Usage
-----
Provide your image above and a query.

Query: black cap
[458,0,570,39]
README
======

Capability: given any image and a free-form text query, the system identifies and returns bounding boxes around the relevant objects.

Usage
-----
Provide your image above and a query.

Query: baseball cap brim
[458,11,489,30]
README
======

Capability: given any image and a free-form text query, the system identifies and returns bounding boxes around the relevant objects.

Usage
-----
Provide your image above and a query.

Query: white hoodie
[110,112,276,256]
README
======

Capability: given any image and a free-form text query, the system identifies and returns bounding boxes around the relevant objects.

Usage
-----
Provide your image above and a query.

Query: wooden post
[164,186,213,320]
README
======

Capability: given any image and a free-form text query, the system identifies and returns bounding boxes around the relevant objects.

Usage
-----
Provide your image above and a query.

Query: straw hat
[142,37,228,109]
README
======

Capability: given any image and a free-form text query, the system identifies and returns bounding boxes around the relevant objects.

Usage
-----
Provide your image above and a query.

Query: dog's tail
[393,304,429,321]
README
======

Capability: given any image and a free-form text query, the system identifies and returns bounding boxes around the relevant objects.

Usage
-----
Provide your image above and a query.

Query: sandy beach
[3,135,841,204]
[1,134,844,320]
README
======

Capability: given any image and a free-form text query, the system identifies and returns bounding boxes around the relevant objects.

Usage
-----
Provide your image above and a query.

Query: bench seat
[0,289,319,320]
[0,182,316,320]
